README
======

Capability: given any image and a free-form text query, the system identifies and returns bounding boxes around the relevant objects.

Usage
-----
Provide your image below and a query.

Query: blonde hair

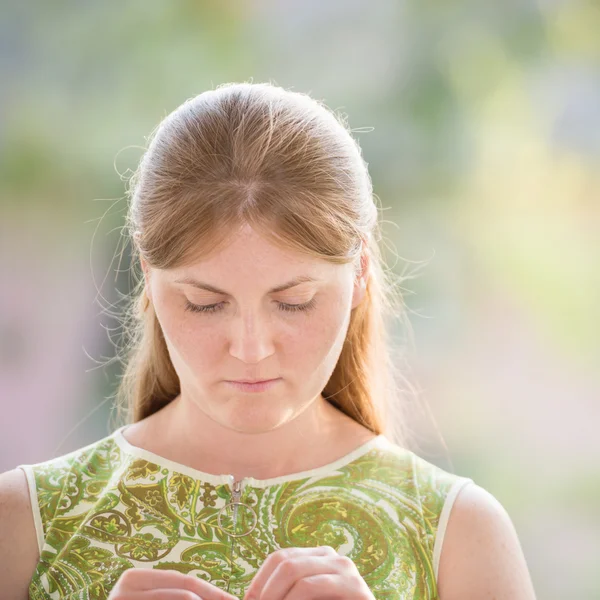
[113,81,425,449]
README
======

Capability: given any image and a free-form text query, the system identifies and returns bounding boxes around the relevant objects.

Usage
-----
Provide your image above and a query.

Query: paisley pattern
[17,426,473,600]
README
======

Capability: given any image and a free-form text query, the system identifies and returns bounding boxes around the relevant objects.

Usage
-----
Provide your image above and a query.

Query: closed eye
[184,299,317,314]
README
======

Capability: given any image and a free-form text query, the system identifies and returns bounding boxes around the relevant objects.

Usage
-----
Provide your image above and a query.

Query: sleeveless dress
[16,425,474,600]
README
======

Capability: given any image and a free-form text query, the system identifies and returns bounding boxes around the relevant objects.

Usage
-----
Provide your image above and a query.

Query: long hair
[113,81,425,449]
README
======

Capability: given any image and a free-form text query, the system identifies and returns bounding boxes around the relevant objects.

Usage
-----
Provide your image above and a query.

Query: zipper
[230,476,245,528]
[226,476,244,595]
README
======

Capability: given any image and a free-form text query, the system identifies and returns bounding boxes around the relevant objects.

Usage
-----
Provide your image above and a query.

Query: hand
[242,546,376,600]
[108,568,239,600]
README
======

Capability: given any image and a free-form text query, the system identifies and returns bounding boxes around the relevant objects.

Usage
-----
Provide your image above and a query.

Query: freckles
[165,318,217,362]
[295,320,337,357]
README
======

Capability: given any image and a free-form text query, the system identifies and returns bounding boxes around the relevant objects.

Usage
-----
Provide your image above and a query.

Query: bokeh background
[1,1,599,597]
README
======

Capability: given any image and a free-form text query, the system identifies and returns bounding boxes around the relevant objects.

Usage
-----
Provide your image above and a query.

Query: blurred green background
[1,1,599,597]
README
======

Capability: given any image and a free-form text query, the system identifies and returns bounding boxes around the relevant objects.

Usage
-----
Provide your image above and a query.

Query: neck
[150,392,370,481]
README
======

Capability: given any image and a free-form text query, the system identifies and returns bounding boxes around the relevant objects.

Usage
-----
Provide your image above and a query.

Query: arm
[437,482,537,600]
[0,468,41,600]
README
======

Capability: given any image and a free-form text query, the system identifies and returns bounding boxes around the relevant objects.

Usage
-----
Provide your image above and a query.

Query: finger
[116,568,238,600]
[122,591,202,600]
[260,555,351,600]
[283,573,358,600]
[243,546,337,600]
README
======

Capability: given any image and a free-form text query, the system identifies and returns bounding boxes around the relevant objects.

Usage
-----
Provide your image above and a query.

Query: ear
[139,256,153,303]
[351,248,369,310]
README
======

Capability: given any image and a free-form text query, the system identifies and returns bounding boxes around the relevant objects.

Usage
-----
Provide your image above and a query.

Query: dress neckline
[111,424,388,488]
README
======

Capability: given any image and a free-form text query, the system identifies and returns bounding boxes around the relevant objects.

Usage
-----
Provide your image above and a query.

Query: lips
[231,379,277,384]
[225,378,282,393]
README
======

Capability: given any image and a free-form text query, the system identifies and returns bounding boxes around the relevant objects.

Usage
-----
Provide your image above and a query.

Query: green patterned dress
[16,425,473,600]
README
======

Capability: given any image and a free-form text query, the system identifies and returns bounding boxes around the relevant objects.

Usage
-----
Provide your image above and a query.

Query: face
[140,224,368,434]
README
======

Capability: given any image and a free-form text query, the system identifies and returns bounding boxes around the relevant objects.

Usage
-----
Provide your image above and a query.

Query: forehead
[167,224,348,291]
[181,224,334,271]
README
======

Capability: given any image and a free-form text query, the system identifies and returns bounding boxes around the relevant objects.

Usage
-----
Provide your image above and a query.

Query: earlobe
[139,256,148,276]
[351,245,369,309]
[139,258,152,303]
[352,277,367,309]
[358,244,369,280]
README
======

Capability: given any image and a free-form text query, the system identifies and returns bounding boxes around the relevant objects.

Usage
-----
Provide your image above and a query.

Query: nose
[228,308,276,364]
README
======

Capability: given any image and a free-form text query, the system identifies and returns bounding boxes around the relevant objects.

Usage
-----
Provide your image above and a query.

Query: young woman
[1,82,537,599]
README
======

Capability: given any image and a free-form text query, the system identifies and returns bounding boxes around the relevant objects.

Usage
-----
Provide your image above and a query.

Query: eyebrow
[174,275,322,295]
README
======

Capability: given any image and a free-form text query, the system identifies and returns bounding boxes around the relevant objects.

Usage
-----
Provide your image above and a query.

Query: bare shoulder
[0,467,41,599]
[437,481,537,600]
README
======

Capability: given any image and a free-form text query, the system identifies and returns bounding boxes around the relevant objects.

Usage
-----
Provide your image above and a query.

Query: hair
[111,81,429,450]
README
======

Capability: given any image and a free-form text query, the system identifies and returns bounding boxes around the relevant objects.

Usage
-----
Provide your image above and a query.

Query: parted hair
[114,81,422,448]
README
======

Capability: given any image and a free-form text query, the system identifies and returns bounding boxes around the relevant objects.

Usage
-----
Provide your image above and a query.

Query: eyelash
[184,298,317,315]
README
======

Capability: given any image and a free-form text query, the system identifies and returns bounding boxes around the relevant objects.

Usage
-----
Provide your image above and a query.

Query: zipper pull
[230,476,244,527]
[219,476,257,538]
[231,477,244,502]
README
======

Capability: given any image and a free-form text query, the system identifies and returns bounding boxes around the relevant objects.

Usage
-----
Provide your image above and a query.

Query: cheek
[154,305,222,370]
[288,307,349,366]
[174,324,222,368]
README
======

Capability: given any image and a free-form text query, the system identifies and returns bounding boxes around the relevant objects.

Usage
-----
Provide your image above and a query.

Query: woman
[2,82,537,599]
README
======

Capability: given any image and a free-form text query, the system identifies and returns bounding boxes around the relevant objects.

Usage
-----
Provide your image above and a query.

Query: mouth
[225,378,282,393]
[230,378,278,384]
